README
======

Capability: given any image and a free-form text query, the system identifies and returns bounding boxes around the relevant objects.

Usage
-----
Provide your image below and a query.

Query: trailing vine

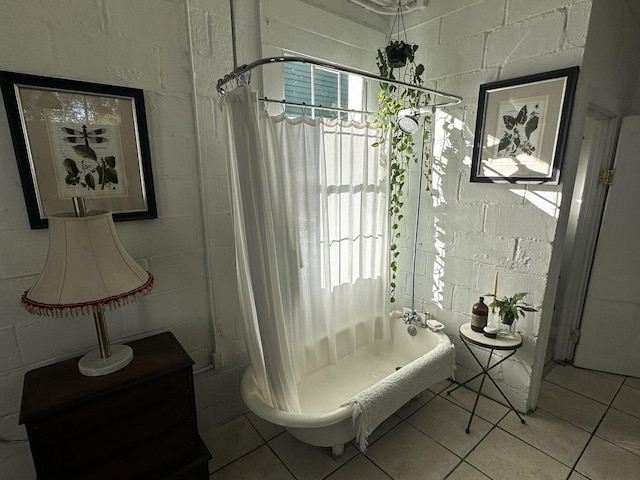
[372,42,432,303]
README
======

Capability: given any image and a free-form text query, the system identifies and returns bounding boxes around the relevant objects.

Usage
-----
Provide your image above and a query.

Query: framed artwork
[0,71,156,228]
[470,67,579,184]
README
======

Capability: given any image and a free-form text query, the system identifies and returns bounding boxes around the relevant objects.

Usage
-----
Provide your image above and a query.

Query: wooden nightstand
[20,332,211,480]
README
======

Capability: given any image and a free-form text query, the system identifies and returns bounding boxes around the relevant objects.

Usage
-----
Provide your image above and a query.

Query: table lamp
[21,202,154,376]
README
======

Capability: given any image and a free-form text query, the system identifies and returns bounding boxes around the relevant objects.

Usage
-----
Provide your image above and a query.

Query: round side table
[448,322,526,433]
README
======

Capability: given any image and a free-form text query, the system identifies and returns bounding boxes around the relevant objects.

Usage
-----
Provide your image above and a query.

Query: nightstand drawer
[31,392,194,477]
[53,423,199,480]
[28,369,190,446]
[87,423,199,480]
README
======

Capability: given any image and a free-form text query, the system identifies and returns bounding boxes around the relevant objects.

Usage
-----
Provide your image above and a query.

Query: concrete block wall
[187,0,263,430]
[2,0,627,476]
[391,0,592,411]
[0,1,253,477]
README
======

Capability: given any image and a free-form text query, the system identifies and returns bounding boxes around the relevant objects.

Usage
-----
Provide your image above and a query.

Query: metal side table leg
[481,364,527,425]
[453,323,527,432]
[453,334,527,432]
[465,349,494,434]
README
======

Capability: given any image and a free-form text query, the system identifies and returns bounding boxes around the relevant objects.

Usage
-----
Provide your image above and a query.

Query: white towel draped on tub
[341,341,456,452]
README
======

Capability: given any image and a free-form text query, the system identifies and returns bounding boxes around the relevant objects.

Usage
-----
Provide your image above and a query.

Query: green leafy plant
[487,292,538,324]
[372,40,430,303]
[384,40,418,68]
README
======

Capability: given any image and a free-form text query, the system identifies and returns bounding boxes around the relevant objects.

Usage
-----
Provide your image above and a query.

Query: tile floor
[201,364,640,479]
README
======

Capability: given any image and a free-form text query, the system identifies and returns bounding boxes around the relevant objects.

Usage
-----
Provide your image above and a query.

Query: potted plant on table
[487,292,538,334]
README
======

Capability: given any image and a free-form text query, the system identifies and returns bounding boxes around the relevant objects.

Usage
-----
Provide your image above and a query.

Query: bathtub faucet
[402,311,430,335]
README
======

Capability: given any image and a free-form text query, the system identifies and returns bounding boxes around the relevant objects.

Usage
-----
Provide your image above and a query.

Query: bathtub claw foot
[413,392,423,401]
[331,444,344,457]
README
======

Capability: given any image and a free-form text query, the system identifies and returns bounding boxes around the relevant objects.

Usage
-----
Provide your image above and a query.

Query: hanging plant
[372,40,432,303]
[385,40,418,68]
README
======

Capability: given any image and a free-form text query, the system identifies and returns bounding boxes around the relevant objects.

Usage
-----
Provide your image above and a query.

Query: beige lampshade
[22,211,153,317]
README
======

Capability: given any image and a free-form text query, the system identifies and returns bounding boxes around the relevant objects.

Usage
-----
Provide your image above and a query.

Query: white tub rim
[241,366,352,428]
[240,329,452,429]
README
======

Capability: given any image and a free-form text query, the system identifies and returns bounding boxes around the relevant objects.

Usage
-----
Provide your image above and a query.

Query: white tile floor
[201,364,640,479]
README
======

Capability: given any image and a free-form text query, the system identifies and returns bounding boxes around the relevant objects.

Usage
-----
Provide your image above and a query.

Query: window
[283,62,364,120]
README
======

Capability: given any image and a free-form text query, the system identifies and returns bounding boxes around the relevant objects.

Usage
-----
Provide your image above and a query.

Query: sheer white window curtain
[222,86,388,412]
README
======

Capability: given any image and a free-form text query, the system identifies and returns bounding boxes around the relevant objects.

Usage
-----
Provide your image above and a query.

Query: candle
[493,271,498,299]
[492,272,498,313]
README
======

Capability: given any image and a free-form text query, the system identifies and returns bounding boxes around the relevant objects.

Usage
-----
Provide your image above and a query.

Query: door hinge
[598,169,616,185]
[569,329,580,343]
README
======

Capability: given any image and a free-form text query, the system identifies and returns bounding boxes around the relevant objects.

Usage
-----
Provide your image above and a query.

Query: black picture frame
[470,67,579,184]
[0,71,157,229]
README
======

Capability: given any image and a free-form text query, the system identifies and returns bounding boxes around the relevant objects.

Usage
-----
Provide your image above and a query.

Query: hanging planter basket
[385,40,418,69]
[374,2,429,303]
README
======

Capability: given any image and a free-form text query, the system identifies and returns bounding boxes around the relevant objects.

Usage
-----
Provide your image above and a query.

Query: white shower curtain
[223,86,388,412]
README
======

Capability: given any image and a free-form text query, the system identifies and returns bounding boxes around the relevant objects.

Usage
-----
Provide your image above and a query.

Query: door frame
[552,105,618,361]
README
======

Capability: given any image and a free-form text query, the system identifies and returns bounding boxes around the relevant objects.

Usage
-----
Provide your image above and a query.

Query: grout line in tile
[564,377,631,477]
[545,367,625,403]
[264,437,300,480]
[535,404,601,436]
[207,415,282,476]
[363,420,464,480]
[567,430,602,480]
[405,410,478,461]
[245,413,268,439]
[590,370,627,383]
[441,458,465,479]
[541,378,612,408]
[437,386,511,425]
[592,418,640,459]
[362,440,396,480]
[362,453,393,480]
[320,453,394,480]
[213,372,634,480]
[624,377,640,391]
[461,421,501,458]
[609,403,640,421]
[426,388,512,476]
[495,425,580,471]
[209,442,265,476]
[437,384,591,476]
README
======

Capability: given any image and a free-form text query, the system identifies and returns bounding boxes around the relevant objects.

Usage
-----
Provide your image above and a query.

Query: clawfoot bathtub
[240,318,453,455]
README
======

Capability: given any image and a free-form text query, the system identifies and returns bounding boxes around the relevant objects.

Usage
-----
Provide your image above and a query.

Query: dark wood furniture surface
[20,332,211,480]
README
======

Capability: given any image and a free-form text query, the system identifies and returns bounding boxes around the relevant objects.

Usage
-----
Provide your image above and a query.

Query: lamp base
[78,344,133,377]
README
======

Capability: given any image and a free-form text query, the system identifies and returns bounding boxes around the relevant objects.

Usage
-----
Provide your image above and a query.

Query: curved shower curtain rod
[216,55,462,113]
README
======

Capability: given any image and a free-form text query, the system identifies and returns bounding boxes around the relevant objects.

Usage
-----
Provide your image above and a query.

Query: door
[573,116,640,376]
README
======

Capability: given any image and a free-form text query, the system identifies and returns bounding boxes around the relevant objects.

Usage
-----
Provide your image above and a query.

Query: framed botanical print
[470,67,579,184]
[0,71,157,228]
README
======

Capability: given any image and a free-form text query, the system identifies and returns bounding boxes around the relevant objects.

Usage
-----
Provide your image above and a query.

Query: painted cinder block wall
[388,0,592,411]
[0,0,637,477]
[390,0,640,413]
[0,1,246,477]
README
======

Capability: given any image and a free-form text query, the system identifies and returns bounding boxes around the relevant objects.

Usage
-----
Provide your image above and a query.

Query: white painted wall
[580,0,640,117]
[259,0,385,113]
[1,0,637,477]
[390,0,592,411]
[0,1,253,477]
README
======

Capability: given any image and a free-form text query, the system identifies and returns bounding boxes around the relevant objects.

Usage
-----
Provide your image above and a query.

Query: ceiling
[346,0,427,15]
